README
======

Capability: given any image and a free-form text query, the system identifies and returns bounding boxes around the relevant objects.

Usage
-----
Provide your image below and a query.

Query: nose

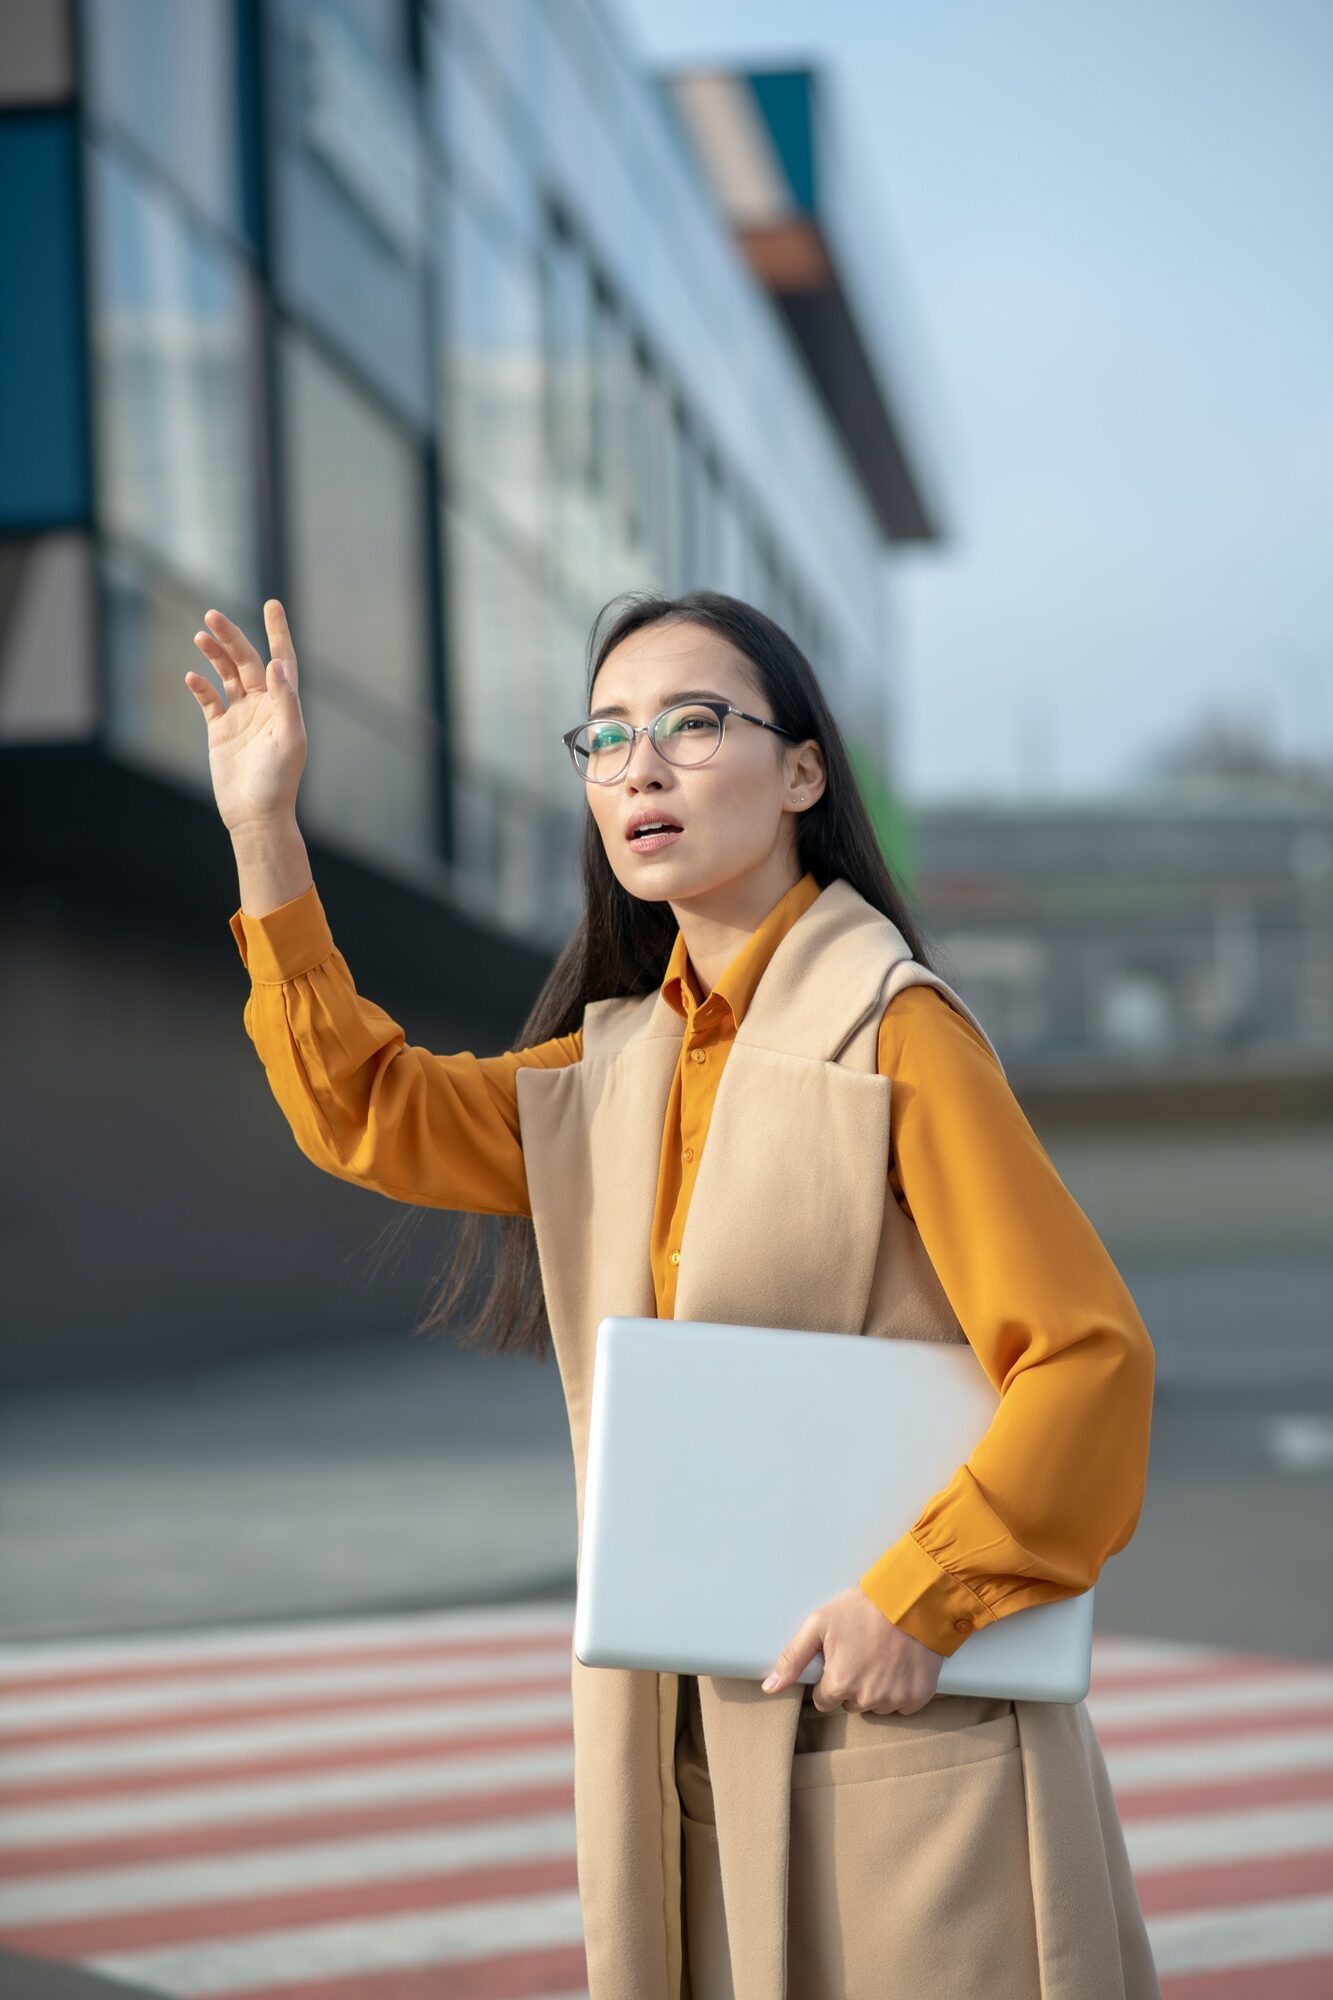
[622,726,669,788]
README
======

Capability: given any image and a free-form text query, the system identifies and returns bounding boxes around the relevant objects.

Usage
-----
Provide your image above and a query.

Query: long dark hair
[363,588,942,1363]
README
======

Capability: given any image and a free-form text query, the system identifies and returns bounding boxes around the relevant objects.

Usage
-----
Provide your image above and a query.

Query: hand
[761,1585,946,1715]
[184,600,307,835]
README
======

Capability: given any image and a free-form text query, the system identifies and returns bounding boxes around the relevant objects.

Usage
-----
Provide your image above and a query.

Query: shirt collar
[660,870,822,1031]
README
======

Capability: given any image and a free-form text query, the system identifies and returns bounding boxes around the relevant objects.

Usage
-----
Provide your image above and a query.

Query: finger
[762,1634,804,1692]
[183,669,224,721]
[192,629,233,676]
[763,1617,823,1693]
[191,632,235,701]
[197,614,250,696]
[202,607,265,694]
[263,598,297,687]
[811,1663,850,1713]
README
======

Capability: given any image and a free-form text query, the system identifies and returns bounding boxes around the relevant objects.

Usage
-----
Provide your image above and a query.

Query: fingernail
[762,1672,780,1691]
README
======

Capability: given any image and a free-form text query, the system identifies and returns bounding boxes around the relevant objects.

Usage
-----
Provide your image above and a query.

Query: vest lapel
[517,988,683,1523]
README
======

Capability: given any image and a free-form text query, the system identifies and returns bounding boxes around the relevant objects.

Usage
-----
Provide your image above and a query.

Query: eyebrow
[589,688,733,719]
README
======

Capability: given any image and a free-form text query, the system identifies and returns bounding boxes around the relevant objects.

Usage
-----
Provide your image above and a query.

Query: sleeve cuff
[858,1530,999,1658]
[229,882,335,984]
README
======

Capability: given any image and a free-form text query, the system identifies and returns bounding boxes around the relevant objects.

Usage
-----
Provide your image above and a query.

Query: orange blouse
[229,870,1154,1657]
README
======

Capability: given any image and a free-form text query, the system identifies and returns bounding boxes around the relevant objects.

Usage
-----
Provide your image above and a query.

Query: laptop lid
[574,1315,1094,1704]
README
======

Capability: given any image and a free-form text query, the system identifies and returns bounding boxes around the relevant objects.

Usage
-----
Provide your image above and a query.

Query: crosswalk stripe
[1104,1727,1333,1790]
[0,1646,578,1734]
[1147,1891,1333,1975]
[0,1746,576,1845]
[2,1852,584,1959]
[78,1893,590,1995]
[1124,1799,1333,1871]
[0,1811,580,1924]
[0,1607,580,1680]
[195,1953,590,2000]
[0,1692,574,1785]
[1085,1669,1333,1730]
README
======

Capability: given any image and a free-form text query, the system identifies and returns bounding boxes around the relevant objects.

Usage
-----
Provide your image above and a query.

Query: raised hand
[184,600,307,835]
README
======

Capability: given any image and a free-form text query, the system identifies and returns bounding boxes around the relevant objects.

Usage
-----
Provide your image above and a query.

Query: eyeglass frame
[561,699,804,784]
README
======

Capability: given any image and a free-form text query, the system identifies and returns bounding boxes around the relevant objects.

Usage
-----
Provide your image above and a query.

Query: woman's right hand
[185,600,308,835]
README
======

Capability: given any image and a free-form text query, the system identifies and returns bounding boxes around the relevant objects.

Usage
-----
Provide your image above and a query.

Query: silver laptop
[574,1315,1095,1704]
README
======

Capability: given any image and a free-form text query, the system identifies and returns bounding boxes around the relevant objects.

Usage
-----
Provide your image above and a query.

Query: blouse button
[682,1146,694,1162]
[669,1250,681,1265]
[690,1048,706,1063]
[953,1617,974,1633]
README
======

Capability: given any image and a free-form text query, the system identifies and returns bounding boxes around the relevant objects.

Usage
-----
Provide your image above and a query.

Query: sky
[616,0,1333,802]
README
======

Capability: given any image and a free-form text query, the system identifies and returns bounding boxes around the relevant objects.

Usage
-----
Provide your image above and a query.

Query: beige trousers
[675,1672,1044,2000]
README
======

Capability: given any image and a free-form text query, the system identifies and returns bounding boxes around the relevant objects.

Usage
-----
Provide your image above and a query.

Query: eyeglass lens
[571,703,723,780]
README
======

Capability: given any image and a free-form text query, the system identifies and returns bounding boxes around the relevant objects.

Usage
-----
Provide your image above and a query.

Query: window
[630,350,672,590]
[575,290,653,591]
[87,143,259,603]
[439,184,545,550]
[445,504,561,793]
[444,503,583,936]
[540,216,601,592]
[277,328,438,867]
[690,445,723,594]
[714,473,748,596]
[591,283,632,550]
[272,0,428,422]
[542,215,595,490]
[80,0,247,242]
[278,326,430,720]
[427,27,535,242]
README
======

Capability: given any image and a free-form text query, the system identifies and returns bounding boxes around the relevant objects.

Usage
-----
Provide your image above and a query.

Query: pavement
[0,1955,174,2000]
[0,1338,579,1648]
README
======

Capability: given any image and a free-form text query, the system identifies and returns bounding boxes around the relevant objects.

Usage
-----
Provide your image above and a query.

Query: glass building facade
[1,0,954,948]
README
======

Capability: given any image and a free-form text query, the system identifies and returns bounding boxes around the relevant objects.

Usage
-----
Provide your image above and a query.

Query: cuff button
[953,1616,974,1633]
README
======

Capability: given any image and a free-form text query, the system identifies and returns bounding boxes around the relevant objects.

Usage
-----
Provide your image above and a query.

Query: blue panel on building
[0,114,90,529]
[748,71,816,214]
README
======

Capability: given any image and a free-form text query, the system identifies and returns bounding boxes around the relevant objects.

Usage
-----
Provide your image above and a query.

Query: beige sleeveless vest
[515,876,1159,2000]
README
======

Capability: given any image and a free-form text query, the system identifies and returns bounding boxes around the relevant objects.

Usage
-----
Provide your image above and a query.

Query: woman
[188,589,1160,2000]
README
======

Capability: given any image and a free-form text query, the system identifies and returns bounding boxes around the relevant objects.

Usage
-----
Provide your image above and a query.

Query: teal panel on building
[0,113,89,528]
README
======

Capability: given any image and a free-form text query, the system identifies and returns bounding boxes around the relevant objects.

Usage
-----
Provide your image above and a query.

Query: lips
[627,824,684,853]
[626,813,684,842]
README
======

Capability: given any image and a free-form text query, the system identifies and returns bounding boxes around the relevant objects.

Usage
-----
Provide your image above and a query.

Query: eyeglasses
[562,699,802,784]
